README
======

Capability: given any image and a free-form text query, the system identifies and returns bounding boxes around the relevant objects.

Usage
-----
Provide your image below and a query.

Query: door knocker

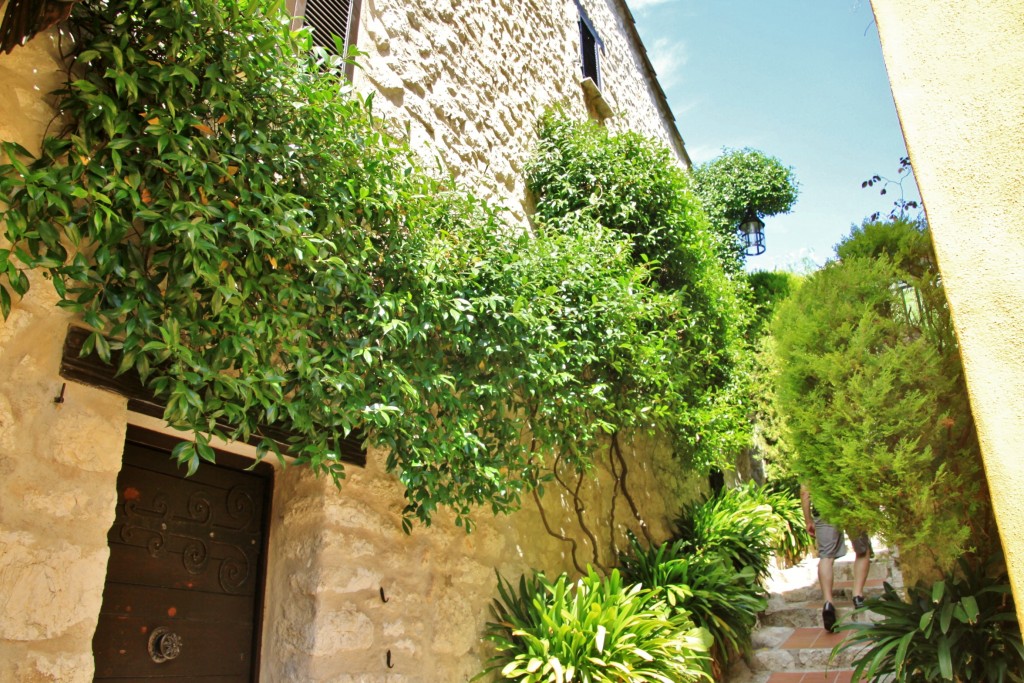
[148,627,183,663]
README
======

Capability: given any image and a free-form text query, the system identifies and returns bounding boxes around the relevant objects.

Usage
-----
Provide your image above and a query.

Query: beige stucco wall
[870,0,1024,620]
[0,1,703,681]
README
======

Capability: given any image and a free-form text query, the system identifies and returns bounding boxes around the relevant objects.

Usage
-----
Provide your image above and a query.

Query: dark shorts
[814,518,871,559]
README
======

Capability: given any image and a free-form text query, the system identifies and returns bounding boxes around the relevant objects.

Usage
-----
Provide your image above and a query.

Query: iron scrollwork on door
[116,480,260,594]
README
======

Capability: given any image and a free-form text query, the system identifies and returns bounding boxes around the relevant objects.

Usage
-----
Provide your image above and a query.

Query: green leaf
[171,440,193,465]
[919,609,935,633]
[939,601,954,634]
[937,636,953,680]
[960,594,980,624]
[893,631,914,675]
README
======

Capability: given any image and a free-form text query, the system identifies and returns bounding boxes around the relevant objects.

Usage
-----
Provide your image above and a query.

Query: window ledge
[580,77,614,121]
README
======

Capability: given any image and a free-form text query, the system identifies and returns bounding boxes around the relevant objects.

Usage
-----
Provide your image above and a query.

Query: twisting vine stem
[550,453,604,572]
[573,462,604,571]
[607,437,621,560]
[611,432,653,544]
[531,487,585,575]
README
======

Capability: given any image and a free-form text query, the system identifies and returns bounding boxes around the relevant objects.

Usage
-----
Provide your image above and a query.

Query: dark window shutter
[573,0,603,89]
[302,0,360,56]
[579,20,600,87]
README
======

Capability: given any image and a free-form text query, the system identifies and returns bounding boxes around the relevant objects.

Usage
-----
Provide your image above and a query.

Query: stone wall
[260,434,702,682]
[355,0,687,221]
[0,35,129,682]
[258,2,704,677]
[0,0,702,680]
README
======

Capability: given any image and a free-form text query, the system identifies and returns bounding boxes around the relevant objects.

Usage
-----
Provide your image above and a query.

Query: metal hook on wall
[379,586,389,603]
[386,649,394,669]
[53,382,66,405]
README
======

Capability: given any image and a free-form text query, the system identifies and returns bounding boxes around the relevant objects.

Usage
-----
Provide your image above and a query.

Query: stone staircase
[726,547,903,683]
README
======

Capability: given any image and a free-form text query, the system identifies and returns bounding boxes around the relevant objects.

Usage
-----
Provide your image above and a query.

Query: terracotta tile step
[766,671,863,683]
[781,627,847,650]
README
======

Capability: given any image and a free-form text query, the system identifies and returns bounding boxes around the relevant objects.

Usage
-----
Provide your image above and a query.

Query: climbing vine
[526,115,749,469]
[0,0,745,529]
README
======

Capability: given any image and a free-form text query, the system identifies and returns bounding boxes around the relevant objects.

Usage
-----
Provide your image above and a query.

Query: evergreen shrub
[772,219,997,575]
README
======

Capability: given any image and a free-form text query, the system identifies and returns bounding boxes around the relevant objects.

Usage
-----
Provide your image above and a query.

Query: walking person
[800,485,871,632]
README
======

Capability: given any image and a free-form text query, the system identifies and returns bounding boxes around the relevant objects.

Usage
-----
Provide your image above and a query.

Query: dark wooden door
[93,432,271,682]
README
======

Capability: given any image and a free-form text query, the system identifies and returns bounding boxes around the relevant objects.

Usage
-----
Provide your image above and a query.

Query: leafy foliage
[482,484,808,681]
[862,155,922,222]
[746,271,800,340]
[618,484,808,674]
[527,114,723,292]
[0,0,753,527]
[480,568,712,682]
[674,484,787,585]
[772,219,997,575]
[730,270,804,485]
[749,482,814,567]
[525,114,748,470]
[690,148,798,265]
[834,560,1024,682]
[619,534,766,673]
[0,0,523,525]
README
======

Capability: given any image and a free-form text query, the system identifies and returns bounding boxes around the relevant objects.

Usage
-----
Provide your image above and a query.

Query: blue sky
[626,0,920,271]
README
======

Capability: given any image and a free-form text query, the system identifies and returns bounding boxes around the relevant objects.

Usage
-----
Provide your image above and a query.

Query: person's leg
[814,520,846,631]
[851,532,872,608]
[818,555,836,603]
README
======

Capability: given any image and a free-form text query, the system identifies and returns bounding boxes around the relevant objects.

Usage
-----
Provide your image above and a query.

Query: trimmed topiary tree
[691,148,798,267]
[772,218,998,578]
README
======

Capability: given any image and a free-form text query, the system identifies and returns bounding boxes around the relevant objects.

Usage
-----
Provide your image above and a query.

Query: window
[575,0,604,88]
[293,0,362,73]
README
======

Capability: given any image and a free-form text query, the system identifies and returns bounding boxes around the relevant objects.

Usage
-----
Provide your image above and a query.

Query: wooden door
[92,431,272,682]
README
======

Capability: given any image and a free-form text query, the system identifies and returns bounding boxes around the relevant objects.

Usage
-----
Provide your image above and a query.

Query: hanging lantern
[738,208,766,256]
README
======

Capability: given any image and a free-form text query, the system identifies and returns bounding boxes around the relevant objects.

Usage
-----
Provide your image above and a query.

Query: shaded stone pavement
[727,544,903,683]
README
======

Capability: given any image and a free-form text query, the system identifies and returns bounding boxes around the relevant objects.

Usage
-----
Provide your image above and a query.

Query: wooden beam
[59,325,367,467]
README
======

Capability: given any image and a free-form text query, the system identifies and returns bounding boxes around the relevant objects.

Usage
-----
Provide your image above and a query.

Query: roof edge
[610,0,692,169]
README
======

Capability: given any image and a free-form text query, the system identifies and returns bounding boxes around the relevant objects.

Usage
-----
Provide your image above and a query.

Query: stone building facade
[0,1,701,681]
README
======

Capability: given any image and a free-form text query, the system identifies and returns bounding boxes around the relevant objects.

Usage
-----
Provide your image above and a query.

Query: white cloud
[628,0,678,10]
[648,37,688,90]
[753,247,826,275]
[683,143,720,165]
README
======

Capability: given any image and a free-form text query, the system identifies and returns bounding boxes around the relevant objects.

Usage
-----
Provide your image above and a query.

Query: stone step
[760,601,879,629]
[747,628,858,672]
[772,576,890,605]
[728,653,862,683]
[727,548,896,683]
[764,672,861,682]
[832,558,894,583]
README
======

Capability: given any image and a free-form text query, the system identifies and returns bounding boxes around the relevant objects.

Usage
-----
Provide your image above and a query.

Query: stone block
[749,647,798,672]
[751,625,795,650]
[307,606,375,656]
[0,532,107,641]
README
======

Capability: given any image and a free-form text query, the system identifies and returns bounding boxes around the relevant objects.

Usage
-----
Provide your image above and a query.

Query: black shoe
[822,601,837,632]
[853,595,865,610]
